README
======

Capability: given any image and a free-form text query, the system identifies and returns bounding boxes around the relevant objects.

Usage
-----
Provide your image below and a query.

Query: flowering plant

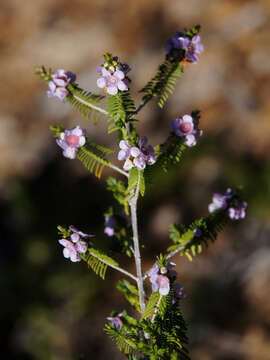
[36,24,247,359]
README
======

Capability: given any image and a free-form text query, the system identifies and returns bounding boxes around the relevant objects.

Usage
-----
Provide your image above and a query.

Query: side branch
[89,250,138,282]
[109,164,129,178]
[73,94,108,115]
[143,239,192,281]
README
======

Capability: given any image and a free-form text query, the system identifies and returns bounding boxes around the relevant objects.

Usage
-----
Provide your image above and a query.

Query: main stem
[130,173,145,313]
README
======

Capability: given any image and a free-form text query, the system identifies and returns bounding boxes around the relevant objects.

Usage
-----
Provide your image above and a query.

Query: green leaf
[66,84,106,124]
[139,172,145,197]
[77,141,113,179]
[142,291,160,319]
[127,167,139,193]
[83,248,119,280]
[105,324,137,355]
[139,60,183,109]
[167,210,229,260]
[117,279,140,312]
[106,177,130,214]
[106,91,136,135]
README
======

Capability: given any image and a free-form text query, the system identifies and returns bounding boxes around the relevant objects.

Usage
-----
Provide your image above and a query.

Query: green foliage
[167,210,228,261]
[139,60,183,109]
[106,177,130,214]
[83,248,119,280]
[127,168,145,197]
[142,291,160,319]
[106,91,135,135]
[151,133,187,174]
[77,141,113,179]
[117,280,140,312]
[150,304,190,359]
[66,84,105,124]
[104,324,137,355]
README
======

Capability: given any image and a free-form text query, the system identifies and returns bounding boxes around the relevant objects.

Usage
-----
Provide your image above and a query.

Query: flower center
[66,134,79,146]
[179,122,192,133]
[109,76,117,85]
[188,43,195,54]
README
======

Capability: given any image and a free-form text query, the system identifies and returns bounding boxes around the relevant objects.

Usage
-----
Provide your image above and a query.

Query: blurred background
[1,0,270,359]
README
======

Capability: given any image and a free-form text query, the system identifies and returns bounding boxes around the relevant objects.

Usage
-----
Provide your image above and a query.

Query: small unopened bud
[109,65,115,73]
[144,331,151,340]
[160,267,167,274]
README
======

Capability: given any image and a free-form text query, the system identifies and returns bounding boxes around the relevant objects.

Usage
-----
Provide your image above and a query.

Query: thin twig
[73,94,108,115]
[130,172,146,313]
[109,164,129,178]
[89,250,137,282]
[133,96,151,115]
[143,239,192,281]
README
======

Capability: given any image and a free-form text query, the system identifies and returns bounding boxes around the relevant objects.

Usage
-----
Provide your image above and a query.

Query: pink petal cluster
[171,114,203,147]
[47,69,76,101]
[118,137,156,171]
[97,67,129,95]
[58,226,94,263]
[56,126,86,159]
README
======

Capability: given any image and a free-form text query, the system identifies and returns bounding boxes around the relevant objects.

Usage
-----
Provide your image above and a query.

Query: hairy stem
[89,250,137,282]
[165,240,191,260]
[73,94,108,115]
[130,172,145,313]
[109,164,129,178]
[151,294,162,323]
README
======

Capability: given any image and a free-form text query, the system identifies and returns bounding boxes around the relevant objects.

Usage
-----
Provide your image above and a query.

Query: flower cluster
[47,69,76,101]
[106,312,123,329]
[58,226,94,262]
[56,126,86,159]
[118,136,156,171]
[208,188,248,220]
[228,200,248,220]
[166,31,204,64]
[171,114,203,147]
[97,55,130,95]
[147,262,185,300]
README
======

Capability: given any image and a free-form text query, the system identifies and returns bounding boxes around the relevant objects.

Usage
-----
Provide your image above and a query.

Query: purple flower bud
[166,31,182,54]
[107,313,123,329]
[69,225,94,239]
[104,216,117,237]
[193,228,202,237]
[172,283,186,303]
[167,262,177,278]
[56,126,86,159]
